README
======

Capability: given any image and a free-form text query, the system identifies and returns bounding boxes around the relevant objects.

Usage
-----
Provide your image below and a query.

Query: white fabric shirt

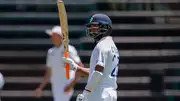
[88,36,119,89]
[46,45,81,86]
[0,72,4,89]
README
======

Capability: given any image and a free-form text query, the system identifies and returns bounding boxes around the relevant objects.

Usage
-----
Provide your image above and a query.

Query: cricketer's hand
[62,57,78,71]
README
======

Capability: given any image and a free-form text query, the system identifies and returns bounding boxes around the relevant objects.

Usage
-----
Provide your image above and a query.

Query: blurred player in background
[63,14,119,101]
[0,72,4,89]
[0,72,5,101]
[35,26,84,101]
[0,73,4,89]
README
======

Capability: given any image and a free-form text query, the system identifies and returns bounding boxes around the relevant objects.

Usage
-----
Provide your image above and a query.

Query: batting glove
[76,94,88,101]
[62,57,78,71]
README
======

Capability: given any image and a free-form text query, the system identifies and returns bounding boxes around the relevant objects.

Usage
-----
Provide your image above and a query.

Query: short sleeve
[69,46,81,63]
[46,49,53,68]
[94,47,105,67]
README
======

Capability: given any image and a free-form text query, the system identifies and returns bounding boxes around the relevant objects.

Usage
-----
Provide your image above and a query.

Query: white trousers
[87,88,117,101]
[51,84,73,101]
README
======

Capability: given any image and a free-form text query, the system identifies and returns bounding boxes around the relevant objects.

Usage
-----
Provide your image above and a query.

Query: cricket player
[0,72,4,101]
[63,14,119,101]
[0,72,4,89]
[35,26,84,101]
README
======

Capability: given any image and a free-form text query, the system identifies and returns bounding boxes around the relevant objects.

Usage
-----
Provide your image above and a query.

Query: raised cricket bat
[57,0,70,79]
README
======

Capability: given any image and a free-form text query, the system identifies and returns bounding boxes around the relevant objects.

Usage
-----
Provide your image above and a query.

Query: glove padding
[76,94,88,101]
[62,57,78,71]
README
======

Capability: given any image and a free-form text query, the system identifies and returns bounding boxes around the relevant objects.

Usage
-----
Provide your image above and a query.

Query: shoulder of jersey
[47,47,55,55]
[68,45,77,52]
[96,41,107,49]
[97,40,112,52]
[68,44,74,49]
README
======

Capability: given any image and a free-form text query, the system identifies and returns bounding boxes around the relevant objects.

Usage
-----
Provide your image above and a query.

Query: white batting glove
[76,94,88,101]
[62,57,78,71]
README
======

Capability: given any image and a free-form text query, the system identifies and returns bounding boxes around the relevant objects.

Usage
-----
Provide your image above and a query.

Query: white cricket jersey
[88,36,119,89]
[46,44,81,85]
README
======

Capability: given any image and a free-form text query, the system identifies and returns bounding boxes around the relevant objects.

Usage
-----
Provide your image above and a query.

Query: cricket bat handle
[65,51,70,79]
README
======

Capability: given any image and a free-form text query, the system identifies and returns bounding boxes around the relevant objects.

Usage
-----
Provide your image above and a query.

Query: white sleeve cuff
[82,90,91,97]
[96,61,105,67]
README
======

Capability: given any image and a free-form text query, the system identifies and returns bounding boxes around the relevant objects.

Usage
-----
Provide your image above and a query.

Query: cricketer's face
[89,24,99,33]
[51,32,63,47]
[86,24,99,38]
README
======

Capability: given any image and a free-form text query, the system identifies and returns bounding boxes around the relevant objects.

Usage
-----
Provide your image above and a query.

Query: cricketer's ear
[95,65,104,72]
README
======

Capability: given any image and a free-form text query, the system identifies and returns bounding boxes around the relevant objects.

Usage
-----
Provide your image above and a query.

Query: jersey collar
[55,44,64,51]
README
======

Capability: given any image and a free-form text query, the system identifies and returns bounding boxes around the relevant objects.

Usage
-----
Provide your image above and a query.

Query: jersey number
[111,55,119,77]
[111,65,118,77]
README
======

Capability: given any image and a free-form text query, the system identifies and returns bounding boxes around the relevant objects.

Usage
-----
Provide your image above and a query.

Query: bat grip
[65,51,70,79]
